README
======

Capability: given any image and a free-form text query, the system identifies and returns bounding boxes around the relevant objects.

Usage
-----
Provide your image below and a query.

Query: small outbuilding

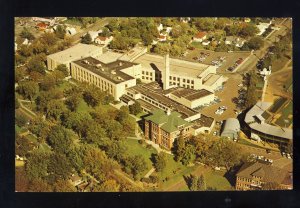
[221,118,240,140]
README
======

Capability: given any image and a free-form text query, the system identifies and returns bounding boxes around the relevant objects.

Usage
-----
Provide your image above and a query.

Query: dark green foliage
[46,125,73,154]
[152,152,167,172]
[81,33,92,44]
[17,81,39,101]
[48,153,72,181]
[25,150,51,180]
[55,25,66,39]
[15,135,34,157]
[129,101,142,115]
[20,27,35,40]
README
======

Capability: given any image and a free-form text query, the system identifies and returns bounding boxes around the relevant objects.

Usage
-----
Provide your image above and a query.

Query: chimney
[167,108,171,116]
[163,53,170,90]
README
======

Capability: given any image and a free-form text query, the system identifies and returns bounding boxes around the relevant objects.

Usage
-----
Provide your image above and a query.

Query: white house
[257,22,272,36]
[85,30,103,41]
[66,27,77,36]
[193,32,207,42]
[259,66,272,76]
[95,36,113,46]
[157,24,163,32]
[166,27,172,34]
[202,40,210,46]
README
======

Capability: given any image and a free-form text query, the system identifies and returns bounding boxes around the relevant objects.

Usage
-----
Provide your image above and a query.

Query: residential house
[225,36,237,45]
[193,32,207,42]
[85,30,103,42]
[36,22,48,30]
[202,40,210,46]
[95,36,113,46]
[225,36,245,47]
[66,27,77,36]
[257,22,272,36]
[236,161,292,190]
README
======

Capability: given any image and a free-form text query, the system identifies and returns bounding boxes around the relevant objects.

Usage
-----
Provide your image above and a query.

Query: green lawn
[123,139,157,176]
[272,56,290,72]
[25,134,38,144]
[275,101,293,127]
[190,41,204,49]
[76,99,92,113]
[38,142,52,152]
[237,138,266,150]
[58,81,73,92]
[158,154,196,190]
[203,170,233,191]
[15,124,22,133]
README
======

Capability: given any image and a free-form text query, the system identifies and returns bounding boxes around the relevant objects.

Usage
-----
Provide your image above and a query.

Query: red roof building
[36,22,48,30]
[193,32,207,42]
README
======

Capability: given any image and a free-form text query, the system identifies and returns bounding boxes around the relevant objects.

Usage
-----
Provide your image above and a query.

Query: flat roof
[47,43,102,63]
[171,88,213,101]
[245,102,292,140]
[127,82,200,119]
[96,51,123,64]
[191,114,214,129]
[203,73,223,86]
[133,53,212,78]
[73,57,136,84]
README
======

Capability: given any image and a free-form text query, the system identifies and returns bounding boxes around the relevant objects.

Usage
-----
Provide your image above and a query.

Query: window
[169,76,172,79]
[173,77,176,81]
[142,76,145,79]
[191,80,194,84]
[150,72,152,76]
[173,82,176,85]
[150,78,152,81]
[146,72,149,75]
[125,84,128,88]
[183,79,186,82]
[187,79,190,83]
[177,77,180,81]
[183,84,185,87]
[146,77,148,80]
[191,86,194,89]
[142,71,145,74]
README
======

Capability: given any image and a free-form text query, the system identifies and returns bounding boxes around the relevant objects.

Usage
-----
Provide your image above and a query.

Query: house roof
[195,32,207,39]
[236,161,290,185]
[37,22,48,28]
[225,36,236,42]
[144,109,190,133]
[97,36,108,41]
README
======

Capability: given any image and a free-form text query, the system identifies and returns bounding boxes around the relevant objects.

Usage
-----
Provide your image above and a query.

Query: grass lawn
[38,143,52,152]
[272,56,290,72]
[25,134,38,144]
[76,99,92,113]
[203,170,233,190]
[58,81,74,92]
[190,41,204,49]
[237,138,266,150]
[158,154,196,190]
[123,139,157,176]
[275,101,293,127]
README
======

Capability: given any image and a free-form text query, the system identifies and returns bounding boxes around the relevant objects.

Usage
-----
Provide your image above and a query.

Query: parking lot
[185,49,251,72]
[198,73,243,121]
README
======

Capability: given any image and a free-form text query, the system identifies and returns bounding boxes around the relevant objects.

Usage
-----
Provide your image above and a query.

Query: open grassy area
[158,154,196,190]
[38,143,52,153]
[58,81,74,92]
[123,139,157,176]
[275,101,293,127]
[76,99,92,113]
[190,41,204,49]
[272,56,290,72]
[237,137,266,150]
[203,170,233,190]
[25,134,38,144]
[15,124,27,134]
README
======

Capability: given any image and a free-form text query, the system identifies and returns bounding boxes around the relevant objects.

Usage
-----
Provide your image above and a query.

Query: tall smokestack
[163,53,170,90]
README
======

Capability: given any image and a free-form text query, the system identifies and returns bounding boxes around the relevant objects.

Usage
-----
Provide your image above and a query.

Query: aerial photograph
[14,17,292,192]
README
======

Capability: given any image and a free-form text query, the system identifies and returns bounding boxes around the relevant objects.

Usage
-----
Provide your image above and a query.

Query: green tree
[245,37,264,50]
[172,135,186,163]
[239,24,259,37]
[55,25,66,39]
[15,54,27,66]
[153,42,171,55]
[83,85,105,107]
[93,180,120,192]
[25,150,51,180]
[17,81,39,101]
[197,174,206,191]
[20,27,35,40]
[81,33,92,44]
[46,125,73,154]
[48,153,73,181]
[28,178,53,192]
[106,18,119,32]
[85,122,107,144]
[65,94,81,111]
[31,40,47,55]
[141,33,154,46]
[225,24,241,36]
[188,174,198,191]
[46,99,67,120]
[53,179,77,192]
[27,55,46,74]
[18,44,33,57]
[123,155,148,180]
[15,135,34,157]
[152,152,167,172]
[129,101,142,115]
[40,74,56,91]
[194,18,215,31]
[109,33,129,50]
[40,32,59,46]
[55,64,69,77]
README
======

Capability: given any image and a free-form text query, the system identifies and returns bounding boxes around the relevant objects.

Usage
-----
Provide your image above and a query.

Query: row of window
[141,95,168,111]
[169,76,194,84]
[142,76,153,81]
[73,66,114,94]
[169,82,194,89]
[142,71,153,76]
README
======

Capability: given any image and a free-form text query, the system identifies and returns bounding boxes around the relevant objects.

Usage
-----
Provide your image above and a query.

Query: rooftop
[237,161,291,185]
[191,114,215,129]
[194,31,207,39]
[47,43,102,63]
[72,57,136,84]
[133,53,213,78]
[96,51,123,64]
[170,88,213,101]
[203,73,224,86]
[245,102,292,140]
[127,82,200,119]
[144,109,191,133]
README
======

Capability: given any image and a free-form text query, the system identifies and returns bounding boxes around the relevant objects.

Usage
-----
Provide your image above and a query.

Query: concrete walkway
[144,168,155,178]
